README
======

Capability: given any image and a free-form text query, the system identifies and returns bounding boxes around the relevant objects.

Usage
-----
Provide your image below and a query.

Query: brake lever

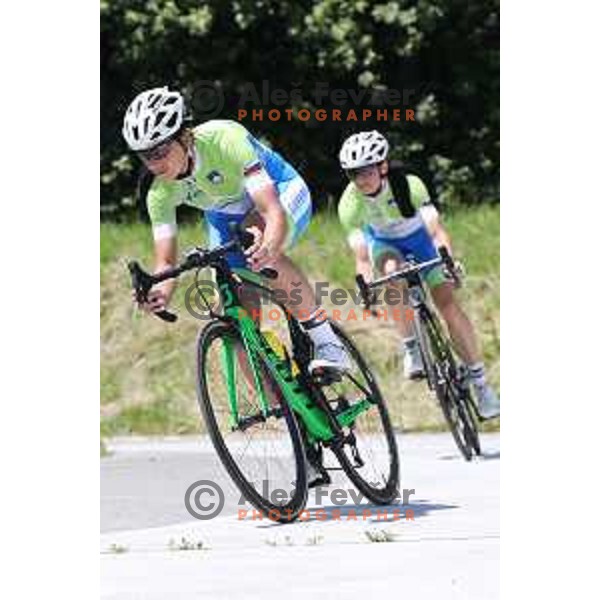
[228,225,279,279]
[355,274,377,316]
[237,229,256,250]
[128,261,152,303]
[438,246,462,288]
[259,268,278,280]
[127,261,178,323]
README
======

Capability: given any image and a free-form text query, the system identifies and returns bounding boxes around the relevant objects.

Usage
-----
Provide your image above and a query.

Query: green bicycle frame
[216,273,334,444]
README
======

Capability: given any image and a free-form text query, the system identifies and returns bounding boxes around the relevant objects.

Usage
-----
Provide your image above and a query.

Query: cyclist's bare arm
[243,177,318,314]
[421,206,453,255]
[245,181,288,270]
[350,232,373,283]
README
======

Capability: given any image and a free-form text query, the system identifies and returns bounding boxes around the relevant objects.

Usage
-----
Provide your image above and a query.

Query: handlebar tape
[356,274,371,309]
[155,309,178,323]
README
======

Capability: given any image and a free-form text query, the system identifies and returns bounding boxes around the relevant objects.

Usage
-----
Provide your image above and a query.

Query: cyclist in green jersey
[337,131,499,419]
[122,86,350,374]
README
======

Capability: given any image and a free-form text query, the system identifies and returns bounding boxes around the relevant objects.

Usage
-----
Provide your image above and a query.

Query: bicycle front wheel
[196,320,308,522]
[418,309,481,460]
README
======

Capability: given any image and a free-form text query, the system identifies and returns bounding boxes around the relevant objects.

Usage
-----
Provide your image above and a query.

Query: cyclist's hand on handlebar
[244,226,280,271]
[442,258,465,287]
[132,288,169,314]
[242,226,263,255]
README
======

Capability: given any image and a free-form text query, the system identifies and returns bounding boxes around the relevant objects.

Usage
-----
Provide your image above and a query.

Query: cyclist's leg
[230,178,316,319]
[272,177,349,371]
[430,282,480,364]
[226,177,346,371]
[237,180,314,315]
[367,232,414,335]
[428,281,499,416]
[256,177,316,319]
[367,231,424,377]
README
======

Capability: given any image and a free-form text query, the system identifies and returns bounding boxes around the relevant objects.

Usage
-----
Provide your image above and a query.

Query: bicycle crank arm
[236,407,284,431]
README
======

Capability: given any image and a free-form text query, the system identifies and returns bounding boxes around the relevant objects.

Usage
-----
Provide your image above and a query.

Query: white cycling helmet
[122,87,185,151]
[339,130,389,169]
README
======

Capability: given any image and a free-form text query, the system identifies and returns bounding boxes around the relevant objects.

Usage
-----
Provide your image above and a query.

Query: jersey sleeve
[219,122,273,195]
[146,179,182,240]
[338,184,367,249]
[221,122,260,170]
[407,174,430,208]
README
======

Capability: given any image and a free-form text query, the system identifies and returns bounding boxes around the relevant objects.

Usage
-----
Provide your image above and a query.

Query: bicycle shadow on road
[479,450,500,460]
[438,449,500,461]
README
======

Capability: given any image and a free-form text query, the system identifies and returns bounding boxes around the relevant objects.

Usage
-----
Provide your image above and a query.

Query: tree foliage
[101,0,499,219]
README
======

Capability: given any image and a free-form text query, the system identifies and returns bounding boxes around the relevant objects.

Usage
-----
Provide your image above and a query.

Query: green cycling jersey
[146,120,298,239]
[337,174,432,243]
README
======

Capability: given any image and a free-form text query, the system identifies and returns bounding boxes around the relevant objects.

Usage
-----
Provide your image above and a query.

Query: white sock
[468,362,487,387]
[402,336,418,355]
[300,308,339,346]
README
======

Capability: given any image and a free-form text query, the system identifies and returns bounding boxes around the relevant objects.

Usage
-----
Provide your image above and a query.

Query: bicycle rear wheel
[325,323,400,504]
[418,309,481,460]
[196,320,307,522]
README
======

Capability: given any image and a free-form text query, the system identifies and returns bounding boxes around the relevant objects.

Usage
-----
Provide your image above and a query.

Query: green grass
[100,204,499,436]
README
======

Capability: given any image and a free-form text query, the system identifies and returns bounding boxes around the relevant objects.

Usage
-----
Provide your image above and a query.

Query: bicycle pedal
[308,471,332,489]
[477,411,499,423]
[311,367,343,386]
[408,370,426,381]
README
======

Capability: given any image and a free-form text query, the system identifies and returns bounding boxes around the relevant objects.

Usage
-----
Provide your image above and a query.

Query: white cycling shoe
[403,350,425,380]
[474,384,500,419]
[309,342,351,374]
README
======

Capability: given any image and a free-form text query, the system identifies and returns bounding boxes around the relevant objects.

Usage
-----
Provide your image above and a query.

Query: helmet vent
[148,95,161,109]
[165,112,178,128]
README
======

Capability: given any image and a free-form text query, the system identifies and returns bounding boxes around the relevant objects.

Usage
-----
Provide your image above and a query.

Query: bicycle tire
[418,308,481,461]
[196,320,308,522]
[327,323,400,504]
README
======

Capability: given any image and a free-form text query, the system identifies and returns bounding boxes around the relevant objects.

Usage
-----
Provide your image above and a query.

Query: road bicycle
[356,247,482,461]
[128,232,399,522]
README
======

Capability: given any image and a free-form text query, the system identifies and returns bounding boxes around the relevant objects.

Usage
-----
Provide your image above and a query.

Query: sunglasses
[346,165,378,180]
[138,140,174,162]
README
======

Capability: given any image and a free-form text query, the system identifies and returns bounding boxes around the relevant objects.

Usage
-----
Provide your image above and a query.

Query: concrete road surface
[101,433,499,599]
